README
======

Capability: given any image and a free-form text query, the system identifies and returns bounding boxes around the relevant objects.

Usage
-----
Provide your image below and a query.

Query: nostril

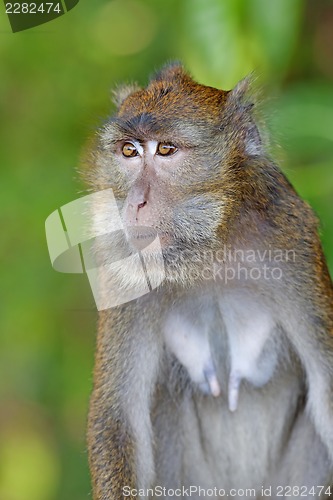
[138,201,147,210]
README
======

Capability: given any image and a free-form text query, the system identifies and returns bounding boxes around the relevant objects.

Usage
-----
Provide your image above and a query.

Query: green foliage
[181,0,303,87]
[0,1,332,499]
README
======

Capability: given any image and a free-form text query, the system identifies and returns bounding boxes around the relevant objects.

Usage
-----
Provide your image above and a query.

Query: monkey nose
[126,200,149,225]
[137,201,147,210]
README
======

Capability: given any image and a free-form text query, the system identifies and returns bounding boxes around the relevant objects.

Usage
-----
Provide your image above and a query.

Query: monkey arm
[87,303,163,500]
[237,170,333,468]
[88,391,136,499]
[282,256,333,465]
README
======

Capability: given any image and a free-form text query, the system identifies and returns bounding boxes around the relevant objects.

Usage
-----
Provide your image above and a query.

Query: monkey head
[85,63,265,283]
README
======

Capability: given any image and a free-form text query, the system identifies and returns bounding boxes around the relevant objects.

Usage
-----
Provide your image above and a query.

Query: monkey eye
[122,142,139,157]
[157,143,178,156]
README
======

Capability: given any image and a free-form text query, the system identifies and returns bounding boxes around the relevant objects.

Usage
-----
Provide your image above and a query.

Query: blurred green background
[0,0,333,499]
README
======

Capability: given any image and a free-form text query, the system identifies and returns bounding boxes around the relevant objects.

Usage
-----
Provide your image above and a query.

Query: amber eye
[157,143,177,156]
[122,142,138,157]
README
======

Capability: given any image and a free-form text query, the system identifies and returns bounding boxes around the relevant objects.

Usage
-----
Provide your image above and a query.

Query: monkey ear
[150,61,190,84]
[111,83,141,108]
[226,75,263,157]
[244,113,263,156]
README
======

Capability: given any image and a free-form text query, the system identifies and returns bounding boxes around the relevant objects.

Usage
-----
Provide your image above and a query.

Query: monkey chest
[162,288,279,410]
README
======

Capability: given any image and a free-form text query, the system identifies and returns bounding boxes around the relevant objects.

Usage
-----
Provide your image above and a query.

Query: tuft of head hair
[111,83,141,108]
[150,61,192,85]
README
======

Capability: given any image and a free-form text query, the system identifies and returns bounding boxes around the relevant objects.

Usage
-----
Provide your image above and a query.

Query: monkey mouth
[127,226,158,240]
[126,226,169,251]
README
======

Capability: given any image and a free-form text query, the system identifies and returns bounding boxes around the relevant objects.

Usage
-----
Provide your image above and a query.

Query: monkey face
[95,123,226,255]
[86,64,262,258]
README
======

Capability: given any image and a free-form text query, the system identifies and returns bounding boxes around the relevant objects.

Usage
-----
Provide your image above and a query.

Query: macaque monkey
[84,63,333,499]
